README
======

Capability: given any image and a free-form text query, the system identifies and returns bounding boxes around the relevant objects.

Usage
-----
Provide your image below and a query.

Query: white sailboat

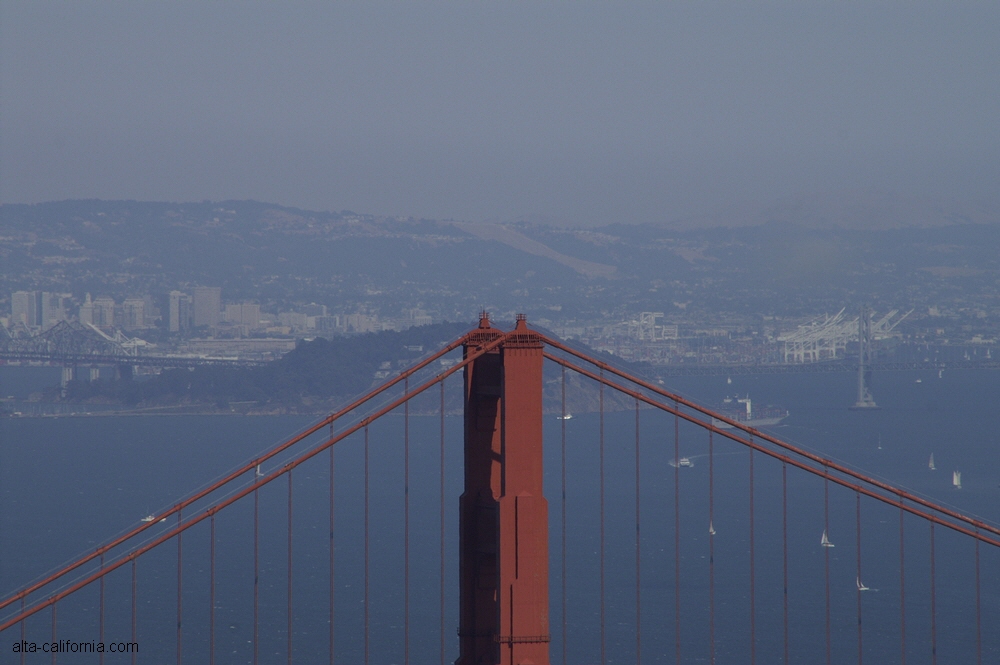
[953,471,962,490]
[141,514,155,523]
[856,577,870,591]
[709,521,716,536]
[256,464,264,478]
[821,529,835,548]
[928,454,936,471]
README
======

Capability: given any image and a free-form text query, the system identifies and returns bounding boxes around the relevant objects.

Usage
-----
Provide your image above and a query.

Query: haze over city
[2,2,998,226]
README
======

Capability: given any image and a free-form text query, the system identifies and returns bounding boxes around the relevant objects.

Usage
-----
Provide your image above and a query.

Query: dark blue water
[1,368,999,664]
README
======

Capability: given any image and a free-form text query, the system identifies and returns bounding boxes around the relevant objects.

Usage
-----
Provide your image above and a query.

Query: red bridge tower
[458,314,550,665]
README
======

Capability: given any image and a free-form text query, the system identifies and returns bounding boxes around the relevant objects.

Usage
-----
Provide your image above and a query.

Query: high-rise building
[193,286,222,328]
[169,291,192,332]
[11,291,39,327]
[92,297,117,328]
[41,292,69,329]
[79,294,95,326]
[122,298,146,329]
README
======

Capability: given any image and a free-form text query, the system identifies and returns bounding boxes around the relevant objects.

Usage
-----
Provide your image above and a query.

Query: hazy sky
[2,2,998,225]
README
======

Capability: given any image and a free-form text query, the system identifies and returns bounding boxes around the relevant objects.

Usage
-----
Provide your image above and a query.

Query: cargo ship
[711,396,789,429]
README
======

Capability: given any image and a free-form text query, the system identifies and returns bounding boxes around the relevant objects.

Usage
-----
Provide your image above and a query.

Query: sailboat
[929,454,936,471]
[709,521,716,536]
[877,434,882,450]
[821,529,835,548]
[141,514,156,523]
[856,577,870,591]
[255,464,264,478]
[953,471,962,490]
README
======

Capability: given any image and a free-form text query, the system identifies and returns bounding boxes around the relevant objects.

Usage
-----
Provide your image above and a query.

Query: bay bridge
[1,315,997,663]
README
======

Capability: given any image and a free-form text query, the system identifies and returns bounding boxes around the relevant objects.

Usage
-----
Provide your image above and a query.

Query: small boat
[712,396,788,429]
[556,414,573,420]
[938,369,943,379]
[857,577,870,592]
[929,454,936,471]
[709,522,716,536]
[821,529,835,548]
[877,434,882,450]
[669,457,694,468]
[726,377,732,385]
[915,379,922,383]
[953,471,962,490]
[141,515,155,523]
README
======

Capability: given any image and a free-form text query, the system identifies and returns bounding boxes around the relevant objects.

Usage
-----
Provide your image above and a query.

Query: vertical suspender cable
[404,378,410,665]
[975,527,981,665]
[254,485,259,665]
[99,553,105,665]
[440,380,446,665]
[782,462,789,665]
[20,597,25,665]
[51,603,56,665]
[288,470,294,665]
[131,559,137,665]
[856,491,863,665]
[330,423,337,665]
[824,473,831,665]
[930,523,936,665]
[899,498,906,665]
[599,370,606,665]
[561,366,568,665]
[709,430,716,665]
[634,397,642,665]
[674,401,681,665]
[210,515,216,665]
[749,442,755,665]
[178,509,183,665]
[364,425,370,665]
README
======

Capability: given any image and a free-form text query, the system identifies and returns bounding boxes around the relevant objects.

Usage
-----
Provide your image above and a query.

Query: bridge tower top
[459,316,549,665]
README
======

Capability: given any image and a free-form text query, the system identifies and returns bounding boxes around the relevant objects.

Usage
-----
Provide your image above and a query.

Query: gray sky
[2,2,998,225]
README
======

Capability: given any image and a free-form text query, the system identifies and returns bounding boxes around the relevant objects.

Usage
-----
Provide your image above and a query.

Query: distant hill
[661,189,1000,231]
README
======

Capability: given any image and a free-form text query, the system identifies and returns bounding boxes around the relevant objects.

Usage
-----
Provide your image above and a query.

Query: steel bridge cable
[749,442,755,665]
[824,473,831,665]
[930,522,936,665]
[599,369,606,665]
[538,335,1000,543]
[634,397,641,665]
[900,498,907,665]
[99,553,105,665]
[782,462,788,665]
[254,487,259,665]
[856,491,863,665]
[709,431,716,665]
[439,380,446,665]
[131,560,136,665]
[975,526,982,665]
[538,350,1000,548]
[404,378,410,665]
[0,335,472,621]
[364,424,370,665]
[675,400,681,665]
[288,470,294,665]
[178,509,183,665]
[0,340,501,634]
[330,422,337,665]
[210,515,215,665]
[560,366,567,665]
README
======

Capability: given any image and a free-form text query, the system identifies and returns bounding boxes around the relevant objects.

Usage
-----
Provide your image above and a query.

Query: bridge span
[1,315,996,664]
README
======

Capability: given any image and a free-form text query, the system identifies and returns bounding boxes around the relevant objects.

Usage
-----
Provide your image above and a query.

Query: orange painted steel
[0,334,470,617]
[458,314,550,665]
[539,335,1000,544]
[0,330,504,633]
[540,350,1000,549]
